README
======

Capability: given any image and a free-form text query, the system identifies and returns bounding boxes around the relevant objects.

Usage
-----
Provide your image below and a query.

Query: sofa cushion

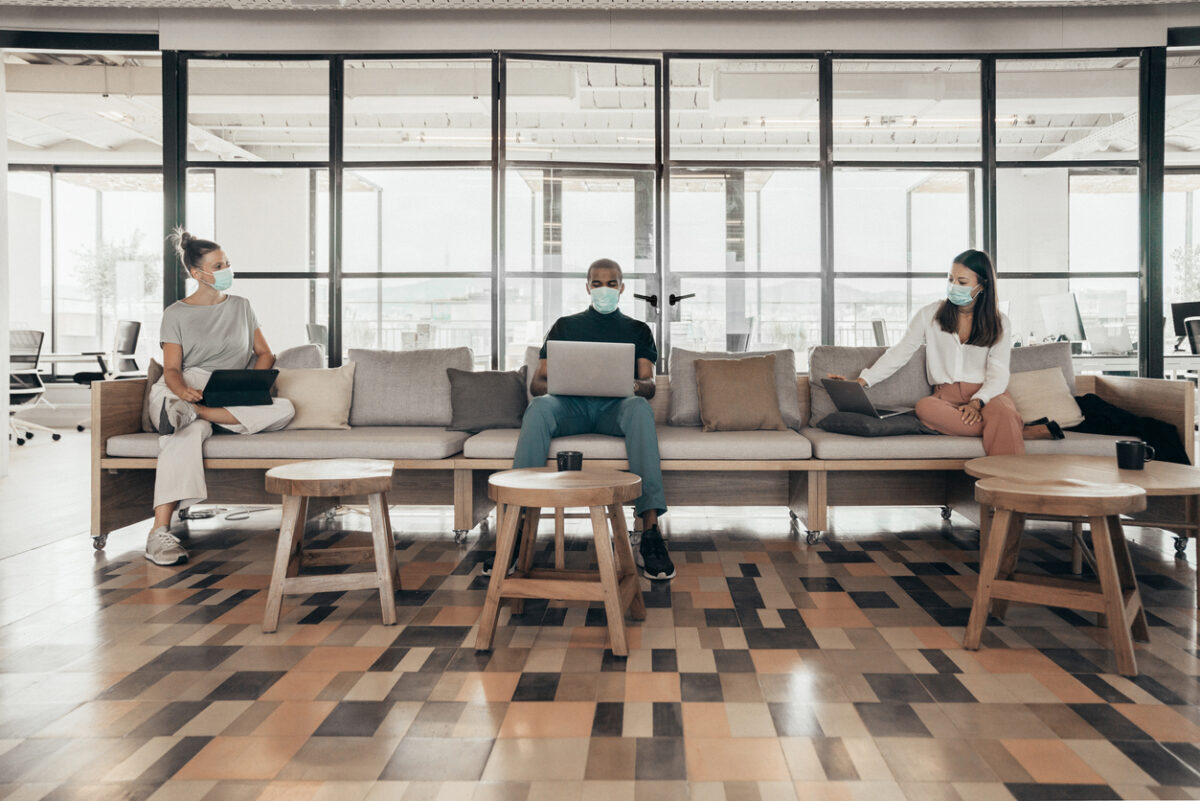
[448,366,528,433]
[275,363,356,430]
[817,411,927,437]
[275,344,325,370]
[801,427,1125,460]
[1010,341,1076,393]
[348,347,472,427]
[695,354,786,432]
[808,345,931,427]
[141,358,164,433]
[668,347,804,430]
[461,426,812,460]
[1007,367,1084,428]
[106,426,469,460]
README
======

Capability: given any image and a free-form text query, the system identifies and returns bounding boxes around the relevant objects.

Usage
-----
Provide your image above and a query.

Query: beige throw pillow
[274,363,356,430]
[141,358,164,432]
[694,354,786,433]
[1006,366,1085,428]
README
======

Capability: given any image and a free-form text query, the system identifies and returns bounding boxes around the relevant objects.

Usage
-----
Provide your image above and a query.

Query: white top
[859,301,1012,405]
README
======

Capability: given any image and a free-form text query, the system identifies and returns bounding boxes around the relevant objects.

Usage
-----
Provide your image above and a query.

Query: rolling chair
[1185,317,1200,355]
[9,330,61,446]
[306,323,328,351]
[872,319,889,347]
[73,320,143,432]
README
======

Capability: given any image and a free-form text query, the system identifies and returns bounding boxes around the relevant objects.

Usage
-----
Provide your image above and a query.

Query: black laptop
[202,369,278,408]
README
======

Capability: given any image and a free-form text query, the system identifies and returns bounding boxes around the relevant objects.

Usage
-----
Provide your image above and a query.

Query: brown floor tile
[252,700,338,737]
[685,739,791,782]
[499,702,596,738]
[174,736,308,780]
[1001,739,1106,784]
[291,648,387,673]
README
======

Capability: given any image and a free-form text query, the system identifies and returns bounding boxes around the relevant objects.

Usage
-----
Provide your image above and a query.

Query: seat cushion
[462,426,812,460]
[802,427,1125,460]
[106,427,469,460]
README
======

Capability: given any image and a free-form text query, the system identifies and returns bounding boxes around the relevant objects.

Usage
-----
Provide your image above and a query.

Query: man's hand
[634,378,656,399]
[827,373,867,387]
[959,399,983,426]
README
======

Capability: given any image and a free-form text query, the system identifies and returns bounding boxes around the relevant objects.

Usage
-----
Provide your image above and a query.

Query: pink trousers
[915,382,1025,456]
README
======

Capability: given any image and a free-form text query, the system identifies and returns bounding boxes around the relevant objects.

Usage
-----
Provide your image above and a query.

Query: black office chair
[1185,317,1200,355]
[9,329,61,446]
[73,320,143,431]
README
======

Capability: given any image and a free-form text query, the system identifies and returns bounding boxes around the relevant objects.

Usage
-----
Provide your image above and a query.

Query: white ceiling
[0,0,1195,8]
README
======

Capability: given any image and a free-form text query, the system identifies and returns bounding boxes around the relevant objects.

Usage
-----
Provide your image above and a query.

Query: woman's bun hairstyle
[168,227,221,273]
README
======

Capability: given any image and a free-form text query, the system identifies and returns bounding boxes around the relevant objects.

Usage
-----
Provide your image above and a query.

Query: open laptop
[202,369,278,408]
[824,378,912,419]
[546,341,635,398]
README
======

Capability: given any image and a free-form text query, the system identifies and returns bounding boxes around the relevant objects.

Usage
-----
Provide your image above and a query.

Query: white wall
[1,59,9,478]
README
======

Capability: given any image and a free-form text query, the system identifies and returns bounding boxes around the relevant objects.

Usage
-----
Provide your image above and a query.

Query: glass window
[834,169,981,273]
[835,277,946,347]
[669,59,819,162]
[185,168,328,276]
[7,171,52,341]
[996,57,1139,162]
[669,169,820,273]
[996,167,1137,273]
[344,59,492,162]
[187,58,330,162]
[1167,51,1200,167]
[506,59,655,164]
[1000,276,1137,351]
[670,277,821,369]
[833,60,981,162]
[1165,174,1200,310]
[235,278,328,355]
[343,277,490,367]
[506,168,655,274]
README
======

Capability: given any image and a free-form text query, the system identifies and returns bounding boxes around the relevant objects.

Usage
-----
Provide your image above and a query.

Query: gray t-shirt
[160,294,259,371]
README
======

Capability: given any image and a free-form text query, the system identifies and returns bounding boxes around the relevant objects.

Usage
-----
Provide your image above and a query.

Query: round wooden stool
[262,459,399,632]
[475,468,646,656]
[964,477,1148,676]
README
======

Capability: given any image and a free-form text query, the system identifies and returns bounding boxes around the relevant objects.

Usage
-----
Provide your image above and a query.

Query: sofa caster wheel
[453,529,469,545]
[940,506,952,521]
[805,530,822,545]
[480,519,490,535]
[52,433,61,441]
[77,425,85,432]
[1175,536,1189,557]
[92,535,107,550]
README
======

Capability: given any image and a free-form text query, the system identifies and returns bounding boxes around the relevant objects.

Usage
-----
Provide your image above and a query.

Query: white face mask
[590,286,620,314]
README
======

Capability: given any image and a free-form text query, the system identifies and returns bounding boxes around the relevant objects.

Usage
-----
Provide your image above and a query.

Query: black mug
[556,450,583,471]
[1116,440,1155,470]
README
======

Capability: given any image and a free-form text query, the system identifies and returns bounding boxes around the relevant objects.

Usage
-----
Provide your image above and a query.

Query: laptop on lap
[202,369,278,407]
[824,378,912,419]
[546,341,635,397]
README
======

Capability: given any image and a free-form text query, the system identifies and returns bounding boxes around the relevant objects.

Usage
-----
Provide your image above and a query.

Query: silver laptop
[546,341,635,397]
[824,378,912,419]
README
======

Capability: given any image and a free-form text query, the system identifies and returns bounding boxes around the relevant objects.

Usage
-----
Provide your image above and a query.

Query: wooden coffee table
[966,454,1200,607]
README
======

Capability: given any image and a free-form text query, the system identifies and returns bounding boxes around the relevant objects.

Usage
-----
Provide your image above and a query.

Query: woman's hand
[827,373,867,386]
[179,387,204,403]
[958,400,983,426]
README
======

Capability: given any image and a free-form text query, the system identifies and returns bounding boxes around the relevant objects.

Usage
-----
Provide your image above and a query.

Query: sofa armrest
[93,377,148,454]
[1093,375,1195,465]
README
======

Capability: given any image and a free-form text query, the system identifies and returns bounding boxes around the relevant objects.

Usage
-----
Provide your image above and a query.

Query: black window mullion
[982,55,998,258]
[164,50,187,307]
[819,53,835,346]
[1141,46,1167,379]
[493,53,505,370]
[329,56,344,368]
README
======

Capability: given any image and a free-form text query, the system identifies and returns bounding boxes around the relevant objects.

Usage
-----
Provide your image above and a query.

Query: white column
[1,55,10,478]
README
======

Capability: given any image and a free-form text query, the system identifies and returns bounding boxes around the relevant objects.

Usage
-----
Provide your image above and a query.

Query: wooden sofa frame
[92,373,1194,557]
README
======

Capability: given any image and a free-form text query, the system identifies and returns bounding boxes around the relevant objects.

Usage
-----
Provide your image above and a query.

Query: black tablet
[201,369,278,408]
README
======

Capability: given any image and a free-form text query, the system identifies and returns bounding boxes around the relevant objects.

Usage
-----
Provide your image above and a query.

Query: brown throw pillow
[141,358,164,432]
[694,354,786,432]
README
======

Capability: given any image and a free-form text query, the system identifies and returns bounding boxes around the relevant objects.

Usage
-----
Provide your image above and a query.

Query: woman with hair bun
[144,229,295,566]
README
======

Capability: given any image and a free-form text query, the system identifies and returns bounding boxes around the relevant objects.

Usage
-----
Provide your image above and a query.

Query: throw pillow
[274,363,356,430]
[817,411,927,438]
[347,347,473,427]
[668,347,803,430]
[694,354,786,433]
[1010,341,1077,393]
[1006,366,1085,428]
[274,343,325,370]
[141,358,164,432]
[807,345,931,427]
[448,366,529,433]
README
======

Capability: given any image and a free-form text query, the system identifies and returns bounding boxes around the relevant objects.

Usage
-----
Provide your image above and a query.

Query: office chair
[9,329,61,446]
[306,323,328,350]
[73,320,143,432]
[1185,317,1200,355]
[872,319,889,347]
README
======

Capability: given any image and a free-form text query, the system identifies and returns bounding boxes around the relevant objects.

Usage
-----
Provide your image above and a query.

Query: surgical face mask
[946,282,979,307]
[590,286,620,314]
[198,266,234,292]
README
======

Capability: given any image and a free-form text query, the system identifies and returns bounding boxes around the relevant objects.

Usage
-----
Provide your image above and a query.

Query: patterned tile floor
[1,505,1198,801]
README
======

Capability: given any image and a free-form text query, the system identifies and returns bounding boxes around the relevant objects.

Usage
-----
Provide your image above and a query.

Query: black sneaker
[481,510,523,576]
[635,524,675,580]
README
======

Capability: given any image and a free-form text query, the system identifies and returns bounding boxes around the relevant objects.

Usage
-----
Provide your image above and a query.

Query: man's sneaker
[157,398,197,435]
[635,524,675,580]
[145,526,188,566]
[481,510,524,576]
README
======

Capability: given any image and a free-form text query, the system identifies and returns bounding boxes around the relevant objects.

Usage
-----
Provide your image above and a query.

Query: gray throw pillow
[668,347,803,431]
[448,366,528,433]
[348,347,473,427]
[1010,341,1076,394]
[524,345,541,403]
[808,345,932,427]
[817,411,928,437]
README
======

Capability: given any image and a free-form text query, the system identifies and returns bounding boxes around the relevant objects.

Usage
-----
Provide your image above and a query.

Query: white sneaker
[145,526,188,566]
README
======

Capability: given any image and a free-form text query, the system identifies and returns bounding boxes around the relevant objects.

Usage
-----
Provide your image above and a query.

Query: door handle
[669,293,695,306]
[634,293,659,309]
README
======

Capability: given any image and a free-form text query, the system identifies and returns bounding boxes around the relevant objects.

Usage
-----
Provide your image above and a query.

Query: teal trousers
[513,395,667,517]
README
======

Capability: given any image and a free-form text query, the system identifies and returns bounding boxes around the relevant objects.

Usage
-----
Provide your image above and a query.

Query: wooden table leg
[991,511,1026,621]
[1090,515,1138,676]
[609,503,645,620]
[263,494,305,633]
[284,496,309,578]
[1106,515,1149,643]
[555,508,566,570]
[476,502,520,652]
[1071,521,1084,575]
[512,507,540,616]
[590,505,629,656]
[1189,495,1200,611]
[964,507,1012,650]
[367,492,398,626]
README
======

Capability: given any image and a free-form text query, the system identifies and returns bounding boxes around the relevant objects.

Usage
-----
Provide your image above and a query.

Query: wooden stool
[262,459,399,632]
[964,477,1149,676]
[476,468,646,656]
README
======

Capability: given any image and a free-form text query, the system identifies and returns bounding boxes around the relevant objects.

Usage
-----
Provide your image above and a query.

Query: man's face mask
[590,286,620,314]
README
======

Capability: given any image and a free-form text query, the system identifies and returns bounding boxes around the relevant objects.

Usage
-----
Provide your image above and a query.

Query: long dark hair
[934,249,1002,348]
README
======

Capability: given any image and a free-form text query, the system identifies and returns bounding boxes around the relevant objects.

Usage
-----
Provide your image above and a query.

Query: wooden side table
[262,458,399,632]
[964,477,1148,676]
[475,468,646,656]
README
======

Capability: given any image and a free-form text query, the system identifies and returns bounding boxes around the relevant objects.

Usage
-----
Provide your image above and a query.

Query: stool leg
[964,507,1012,650]
[991,512,1026,621]
[591,505,629,656]
[609,502,645,621]
[512,507,540,616]
[1071,522,1084,576]
[263,494,305,633]
[1106,515,1149,643]
[1090,516,1138,676]
[285,496,309,578]
[555,508,566,570]
[476,502,520,652]
[368,492,398,626]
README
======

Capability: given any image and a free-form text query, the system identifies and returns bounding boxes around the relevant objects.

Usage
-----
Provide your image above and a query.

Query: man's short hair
[586,258,623,283]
